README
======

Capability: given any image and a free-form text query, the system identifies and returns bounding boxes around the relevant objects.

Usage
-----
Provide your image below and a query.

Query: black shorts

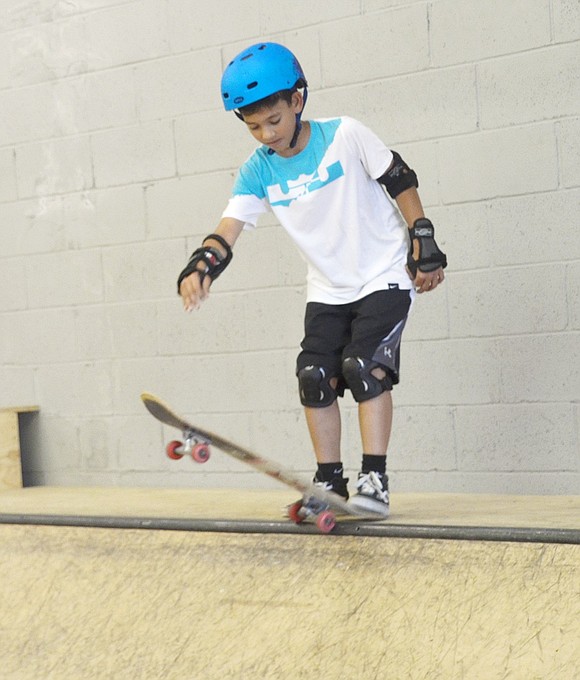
[296,288,412,392]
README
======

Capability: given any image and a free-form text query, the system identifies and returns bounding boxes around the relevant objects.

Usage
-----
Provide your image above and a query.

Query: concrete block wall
[0,0,578,494]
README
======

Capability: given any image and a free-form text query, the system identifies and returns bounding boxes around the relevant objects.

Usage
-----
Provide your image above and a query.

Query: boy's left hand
[409,265,445,294]
[406,218,447,294]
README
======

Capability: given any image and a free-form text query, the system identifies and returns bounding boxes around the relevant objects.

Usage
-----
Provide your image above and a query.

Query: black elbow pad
[377,151,418,199]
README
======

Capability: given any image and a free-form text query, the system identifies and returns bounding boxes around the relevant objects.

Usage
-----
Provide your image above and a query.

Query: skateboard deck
[141,392,381,533]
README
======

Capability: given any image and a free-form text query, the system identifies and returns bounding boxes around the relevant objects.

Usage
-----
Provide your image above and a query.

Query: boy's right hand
[177,232,234,311]
[179,270,212,312]
[177,220,243,311]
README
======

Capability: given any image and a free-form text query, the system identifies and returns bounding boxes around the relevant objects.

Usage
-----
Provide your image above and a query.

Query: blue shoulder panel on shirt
[232,118,344,205]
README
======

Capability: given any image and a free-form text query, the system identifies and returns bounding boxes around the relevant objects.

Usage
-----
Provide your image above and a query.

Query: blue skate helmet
[221,42,308,149]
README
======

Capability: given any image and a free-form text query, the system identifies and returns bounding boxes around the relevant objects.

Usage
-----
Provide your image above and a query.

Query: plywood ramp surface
[1,523,578,680]
[0,487,579,530]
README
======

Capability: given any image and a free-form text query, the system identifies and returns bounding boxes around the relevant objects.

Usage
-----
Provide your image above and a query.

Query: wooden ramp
[0,488,578,679]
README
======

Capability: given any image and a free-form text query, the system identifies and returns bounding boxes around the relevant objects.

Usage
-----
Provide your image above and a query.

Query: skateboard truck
[166,430,211,464]
[287,497,337,533]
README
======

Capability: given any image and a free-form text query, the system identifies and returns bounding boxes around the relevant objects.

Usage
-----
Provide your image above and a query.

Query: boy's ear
[292,90,304,113]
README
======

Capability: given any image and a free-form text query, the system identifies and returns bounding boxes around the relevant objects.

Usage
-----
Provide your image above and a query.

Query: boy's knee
[297,365,338,407]
[342,356,392,402]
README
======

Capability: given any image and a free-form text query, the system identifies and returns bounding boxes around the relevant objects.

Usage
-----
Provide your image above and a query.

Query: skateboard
[141,391,381,533]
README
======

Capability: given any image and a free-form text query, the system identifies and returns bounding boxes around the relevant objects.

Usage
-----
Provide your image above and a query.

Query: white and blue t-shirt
[222,116,411,304]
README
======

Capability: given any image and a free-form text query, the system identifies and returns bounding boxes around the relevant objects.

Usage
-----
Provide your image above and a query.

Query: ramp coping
[0,513,578,545]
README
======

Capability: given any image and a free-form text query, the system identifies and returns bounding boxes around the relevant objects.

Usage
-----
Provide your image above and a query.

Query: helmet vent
[247,81,258,90]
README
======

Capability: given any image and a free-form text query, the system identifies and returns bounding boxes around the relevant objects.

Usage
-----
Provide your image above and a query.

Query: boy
[178,42,446,516]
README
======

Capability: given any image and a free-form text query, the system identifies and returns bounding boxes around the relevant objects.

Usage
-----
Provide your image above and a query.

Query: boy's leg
[303,398,349,498]
[297,302,352,498]
[358,385,393,457]
[304,398,342,465]
[349,384,393,516]
[343,289,413,515]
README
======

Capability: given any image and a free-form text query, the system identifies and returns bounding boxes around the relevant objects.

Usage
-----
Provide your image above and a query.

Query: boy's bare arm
[179,217,245,311]
[394,187,446,294]
[394,185,424,226]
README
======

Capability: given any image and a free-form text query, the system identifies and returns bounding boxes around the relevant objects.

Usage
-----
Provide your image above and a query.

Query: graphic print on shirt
[267,160,344,207]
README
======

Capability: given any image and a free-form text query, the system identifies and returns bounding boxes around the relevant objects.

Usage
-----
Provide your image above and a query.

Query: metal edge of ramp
[0,512,578,544]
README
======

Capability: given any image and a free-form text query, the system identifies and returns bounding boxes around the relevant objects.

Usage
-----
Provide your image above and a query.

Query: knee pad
[342,356,392,403]
[297,365,337,408]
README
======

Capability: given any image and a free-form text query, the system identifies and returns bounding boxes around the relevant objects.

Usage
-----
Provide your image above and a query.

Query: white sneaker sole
[348,494,390,518]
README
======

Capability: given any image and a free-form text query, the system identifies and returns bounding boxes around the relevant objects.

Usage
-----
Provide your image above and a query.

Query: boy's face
[241,92,305,157]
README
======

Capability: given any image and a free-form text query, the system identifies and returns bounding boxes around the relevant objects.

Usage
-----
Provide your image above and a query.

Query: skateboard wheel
[191,443,210,464]
[287,501,305,524]
[166,440,184,460]
[316,510,336,534]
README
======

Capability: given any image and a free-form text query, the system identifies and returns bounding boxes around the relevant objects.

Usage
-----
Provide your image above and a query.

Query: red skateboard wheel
[191,443,210,464]
[316,510,336,534]
[287,501,305,524]
[166,440,184,460]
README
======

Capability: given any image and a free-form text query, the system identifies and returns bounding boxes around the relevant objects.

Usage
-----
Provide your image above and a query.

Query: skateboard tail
[141,392,189,431]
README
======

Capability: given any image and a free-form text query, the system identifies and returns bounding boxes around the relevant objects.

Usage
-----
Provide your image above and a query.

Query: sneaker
[312,472,349,501]
[349,471,390,517]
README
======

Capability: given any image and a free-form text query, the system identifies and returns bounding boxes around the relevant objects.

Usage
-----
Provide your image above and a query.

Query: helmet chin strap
[289,86,308,149]
[288,116,302,150]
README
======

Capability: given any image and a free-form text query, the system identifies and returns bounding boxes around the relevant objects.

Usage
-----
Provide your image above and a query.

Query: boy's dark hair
[238,88,296,117]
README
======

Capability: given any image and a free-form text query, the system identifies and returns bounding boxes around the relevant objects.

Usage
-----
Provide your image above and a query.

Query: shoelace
[357,471,388,503]
[313,480,335,493]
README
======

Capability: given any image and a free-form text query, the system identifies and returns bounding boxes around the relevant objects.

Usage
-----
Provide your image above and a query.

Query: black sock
[361,454,386,475]
[317,462,344,482]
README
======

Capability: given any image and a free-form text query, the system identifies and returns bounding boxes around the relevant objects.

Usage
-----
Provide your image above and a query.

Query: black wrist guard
[407,218,447,278]
[176,233,233,293]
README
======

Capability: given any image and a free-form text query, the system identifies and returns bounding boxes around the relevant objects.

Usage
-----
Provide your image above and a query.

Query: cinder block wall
[0,0,578,493]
